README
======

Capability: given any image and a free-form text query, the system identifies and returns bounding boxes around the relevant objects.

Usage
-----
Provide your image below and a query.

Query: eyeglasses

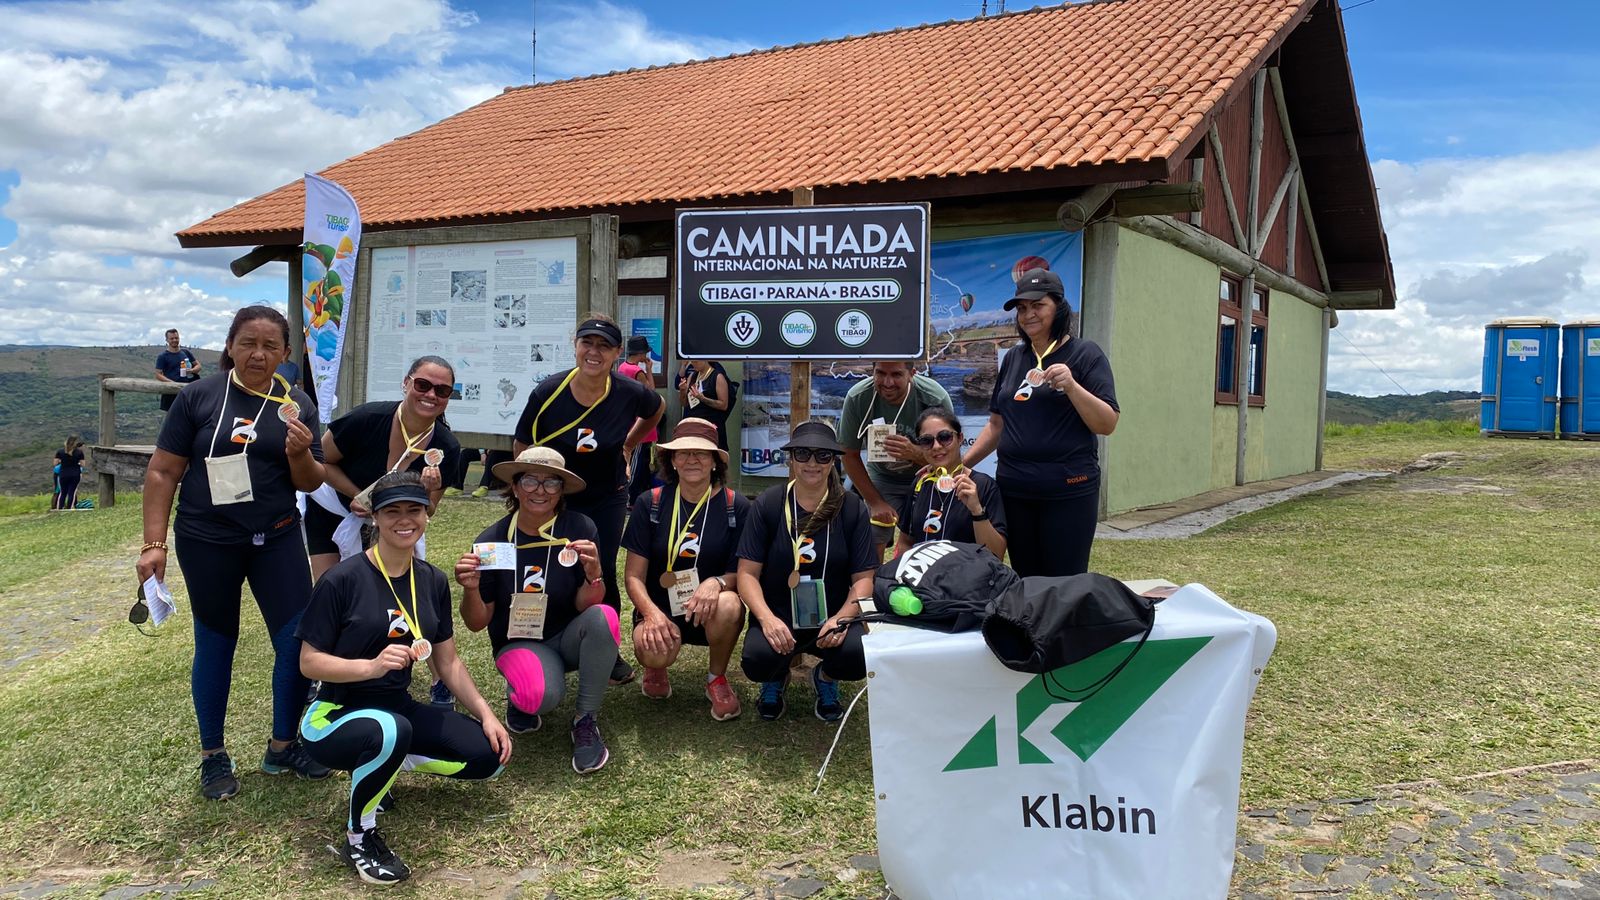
[789,448,837,464]
[912,430,959,448]
[409,377,453,399]
[516,474,565,493]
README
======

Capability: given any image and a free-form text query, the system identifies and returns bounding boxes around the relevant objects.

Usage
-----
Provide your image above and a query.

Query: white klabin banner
[301,173,362,422]
[864,583,1276,900]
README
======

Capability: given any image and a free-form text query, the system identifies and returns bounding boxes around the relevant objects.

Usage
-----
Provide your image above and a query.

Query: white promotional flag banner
[301,173,362,422]
[864,583,1276,900]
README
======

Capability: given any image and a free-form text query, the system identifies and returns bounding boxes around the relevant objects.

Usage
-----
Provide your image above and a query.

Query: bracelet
[711,574,727,590]
[970,509,989,522]
[141,541,169,553]
[586,575,604,587]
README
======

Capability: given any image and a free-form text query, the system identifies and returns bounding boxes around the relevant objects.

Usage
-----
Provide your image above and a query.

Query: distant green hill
[1324,390,1479,426]
[0,345,223,495]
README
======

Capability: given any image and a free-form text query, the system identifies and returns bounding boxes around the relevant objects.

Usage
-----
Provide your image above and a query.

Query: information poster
[364,236,579,435]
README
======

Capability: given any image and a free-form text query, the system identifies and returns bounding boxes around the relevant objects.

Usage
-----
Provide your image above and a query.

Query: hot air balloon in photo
[959,293,975,312]
[1011,256,1049,284]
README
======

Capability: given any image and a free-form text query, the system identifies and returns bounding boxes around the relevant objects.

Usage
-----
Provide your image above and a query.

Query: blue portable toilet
[1480,317,1559,436]
[1560,318,1600,439]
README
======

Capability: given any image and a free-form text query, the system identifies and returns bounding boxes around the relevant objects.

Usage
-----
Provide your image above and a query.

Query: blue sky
[1,0,1597,394]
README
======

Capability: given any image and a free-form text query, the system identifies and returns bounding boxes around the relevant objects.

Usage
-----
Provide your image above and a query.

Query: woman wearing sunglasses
[456,447,619,775]
[298,470,510,885]
[895,409,1007,559]
[514,316,664,685]
[735,421,876,722]
[306,356,462,582]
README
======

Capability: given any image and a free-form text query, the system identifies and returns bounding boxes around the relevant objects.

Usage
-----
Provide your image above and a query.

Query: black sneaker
[199,751,239,801]
[608,657,636,686]
[506,700,541,734]
[757,680,787,721]
[570,713,610,775]
[261,739,332,779]
[333,828,411,885]
[428,679,455,709]
[812,666,843,722]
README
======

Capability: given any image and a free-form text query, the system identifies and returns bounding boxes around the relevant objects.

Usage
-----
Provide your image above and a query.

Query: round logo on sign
[835,309,872,348]
[724,310,761,348]
[780,310,817,348]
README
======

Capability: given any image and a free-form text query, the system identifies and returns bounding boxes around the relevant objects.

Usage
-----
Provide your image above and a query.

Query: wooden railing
[93,374,180,507]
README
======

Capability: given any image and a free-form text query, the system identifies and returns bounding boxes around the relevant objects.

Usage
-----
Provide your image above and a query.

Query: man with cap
[836,360,952,560]
[618,334,659,503]
[963,267,1118,577]
[514,313,664,685]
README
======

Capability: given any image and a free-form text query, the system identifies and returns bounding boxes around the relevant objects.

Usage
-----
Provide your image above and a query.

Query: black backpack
[981,573,1156,701]
[865,541,1018,632]
[648,485,738,530]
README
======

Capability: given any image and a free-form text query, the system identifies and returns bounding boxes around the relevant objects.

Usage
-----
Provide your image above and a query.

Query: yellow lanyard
[914,464,965,493]
[1032,339,1060,372]
[507,514,569,550]
[392,410,434,472]
[530,368,610,445]
[229,370,292,403]
[370,545,420,641]
[667,485,712,570]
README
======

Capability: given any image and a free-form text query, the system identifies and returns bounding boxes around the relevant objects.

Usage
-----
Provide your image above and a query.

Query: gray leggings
[494,604,620,717]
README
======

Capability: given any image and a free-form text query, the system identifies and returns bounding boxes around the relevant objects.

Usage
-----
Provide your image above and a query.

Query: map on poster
[364,236,579,435]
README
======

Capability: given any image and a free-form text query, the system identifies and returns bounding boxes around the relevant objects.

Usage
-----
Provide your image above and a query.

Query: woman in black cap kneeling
[514,313,664,684]
[735,421,877,722]
[297,470,511,885]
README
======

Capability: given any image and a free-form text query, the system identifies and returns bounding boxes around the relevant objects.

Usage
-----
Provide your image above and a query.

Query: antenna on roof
[531,0,538,83]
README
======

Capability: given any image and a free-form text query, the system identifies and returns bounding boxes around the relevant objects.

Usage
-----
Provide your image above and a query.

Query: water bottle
[889,585,923,616]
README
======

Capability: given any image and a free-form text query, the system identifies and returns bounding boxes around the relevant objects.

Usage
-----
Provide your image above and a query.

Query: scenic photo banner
[739,229,1084,477]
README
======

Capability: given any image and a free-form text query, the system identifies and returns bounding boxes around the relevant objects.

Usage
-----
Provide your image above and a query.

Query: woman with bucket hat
[621,417,751,720]
[513,314,664,685]
[455,447,618,774]
[298,470,510,885]
[964,268,1118,576]
[735,421,877,722]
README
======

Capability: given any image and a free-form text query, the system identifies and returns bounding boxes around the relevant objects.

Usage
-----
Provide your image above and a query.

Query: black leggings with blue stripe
[301,693,501,833]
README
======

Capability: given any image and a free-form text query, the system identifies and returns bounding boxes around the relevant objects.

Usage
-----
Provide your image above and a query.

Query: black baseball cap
[626,335,652,355]
[1004,268,1065,310]
[575,318,622,346]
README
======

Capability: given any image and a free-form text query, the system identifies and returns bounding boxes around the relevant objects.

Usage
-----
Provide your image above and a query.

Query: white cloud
[1330,144,1600,395]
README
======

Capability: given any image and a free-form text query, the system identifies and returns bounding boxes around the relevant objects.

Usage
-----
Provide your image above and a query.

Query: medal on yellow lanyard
[506,516,576,565]
[916,464,963,494]
[1025,340,1059,387]
[659,485,710,589]
[371,544,430,661]
[530,368,611,446]
[206,372,292,507]
[395,411,435,469]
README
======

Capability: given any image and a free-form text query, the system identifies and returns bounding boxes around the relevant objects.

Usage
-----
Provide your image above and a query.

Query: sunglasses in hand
[912,430,959,448]
[408,377,454,400]
[788,448,837,464]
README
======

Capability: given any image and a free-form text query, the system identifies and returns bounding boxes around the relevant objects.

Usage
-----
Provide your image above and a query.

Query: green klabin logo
[944,637,1211,771]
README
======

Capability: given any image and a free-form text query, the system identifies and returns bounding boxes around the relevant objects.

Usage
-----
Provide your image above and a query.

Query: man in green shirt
[837,360,953,560]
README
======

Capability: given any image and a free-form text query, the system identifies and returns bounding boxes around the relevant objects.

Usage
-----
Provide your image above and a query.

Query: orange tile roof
[179,0,1313,245]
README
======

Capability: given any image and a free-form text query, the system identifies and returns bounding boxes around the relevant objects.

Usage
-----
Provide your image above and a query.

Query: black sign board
[675,204,929,360]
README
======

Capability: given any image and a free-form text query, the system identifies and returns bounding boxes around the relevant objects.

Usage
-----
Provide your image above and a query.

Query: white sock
[347,830,365,847]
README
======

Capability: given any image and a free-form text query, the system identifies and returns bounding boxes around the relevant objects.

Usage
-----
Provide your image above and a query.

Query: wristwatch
[970,508,989,522]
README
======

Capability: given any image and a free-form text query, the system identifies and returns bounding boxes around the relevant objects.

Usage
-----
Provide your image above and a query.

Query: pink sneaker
[641,666,672,700]
[706,674,742,721]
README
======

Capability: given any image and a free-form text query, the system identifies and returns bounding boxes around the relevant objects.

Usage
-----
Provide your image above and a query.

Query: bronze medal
[787,570,801,589]
[558,547,578,567]
[410,638,432,662]
[659,570,678,589]
[277,401,300,423]
[1025,368,1046,387]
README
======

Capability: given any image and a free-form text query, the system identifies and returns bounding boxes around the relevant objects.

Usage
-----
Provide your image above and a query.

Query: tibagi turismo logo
[944,636,1211,771]
[575,428,598,453]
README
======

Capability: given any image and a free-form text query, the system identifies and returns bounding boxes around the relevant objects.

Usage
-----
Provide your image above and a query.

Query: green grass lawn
[0,428,1595,897]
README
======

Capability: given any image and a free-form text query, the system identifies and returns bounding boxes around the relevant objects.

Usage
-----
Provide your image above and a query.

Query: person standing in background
[676,359,733,449]
[155,328,202,412]
[53,435,85,510]
[618,336,659,504]
[837,360,950,560]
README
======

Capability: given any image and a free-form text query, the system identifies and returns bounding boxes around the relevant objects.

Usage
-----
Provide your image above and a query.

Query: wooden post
[789,188,814,427]
[588,214,620,319]
[98,373,117,507]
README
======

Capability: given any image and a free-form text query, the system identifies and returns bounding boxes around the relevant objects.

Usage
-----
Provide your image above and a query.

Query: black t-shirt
[676,363,732,440]
[54,448,84,475]
[473,511,599,653]
[622,483,751,616]
[735,484,875,629]
[514,371,662,507]
[896,469,1006,545]
[296,553,454,705]
[156,349,200,383]
[327,401,462,505]
[989,337,1118,499]
[156,373,323,542]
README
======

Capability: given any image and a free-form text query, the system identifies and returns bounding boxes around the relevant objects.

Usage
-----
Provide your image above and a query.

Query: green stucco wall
[1104,227,1325,514]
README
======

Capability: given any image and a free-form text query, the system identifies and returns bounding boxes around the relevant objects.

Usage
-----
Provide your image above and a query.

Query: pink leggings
[495,605,619,717]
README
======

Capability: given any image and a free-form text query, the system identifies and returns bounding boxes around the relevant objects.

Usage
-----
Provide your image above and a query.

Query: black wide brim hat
[781,420,843,453]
